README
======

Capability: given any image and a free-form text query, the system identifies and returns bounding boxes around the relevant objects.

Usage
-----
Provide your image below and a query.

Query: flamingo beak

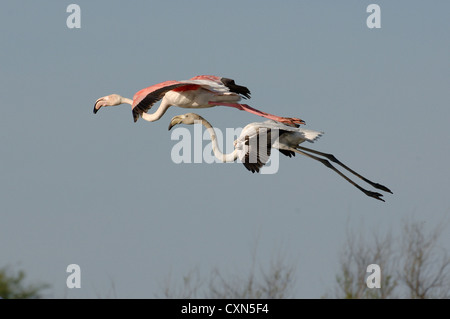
[168,116,182,130]
[93,98,104,114]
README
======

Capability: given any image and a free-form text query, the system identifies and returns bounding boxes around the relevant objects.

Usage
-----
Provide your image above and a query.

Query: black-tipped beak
[168,117,181,131]
[93,101,100,114]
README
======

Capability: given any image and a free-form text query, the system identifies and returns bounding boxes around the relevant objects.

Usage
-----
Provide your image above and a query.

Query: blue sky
[1,1,449,298]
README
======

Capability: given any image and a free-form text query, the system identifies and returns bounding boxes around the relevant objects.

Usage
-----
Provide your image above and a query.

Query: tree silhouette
[331,218,450,299]
[158,247,296,299]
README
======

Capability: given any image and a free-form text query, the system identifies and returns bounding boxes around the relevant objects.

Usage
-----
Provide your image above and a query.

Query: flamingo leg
[289,148,386,202]
[297,146,392,194]
[208,102,305,126]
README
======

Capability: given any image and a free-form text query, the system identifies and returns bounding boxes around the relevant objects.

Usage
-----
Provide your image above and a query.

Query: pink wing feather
[131,75,250,122]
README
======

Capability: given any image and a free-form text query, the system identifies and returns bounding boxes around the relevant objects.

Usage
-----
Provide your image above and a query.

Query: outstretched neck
[120,97,133,105]
[200,118,238,163]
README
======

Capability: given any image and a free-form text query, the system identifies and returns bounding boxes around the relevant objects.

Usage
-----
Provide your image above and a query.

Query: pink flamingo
[93,75,305,125]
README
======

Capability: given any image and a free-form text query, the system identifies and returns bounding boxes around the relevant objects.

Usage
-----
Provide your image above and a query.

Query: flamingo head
[168,113,203,130]
[93,94,125,114]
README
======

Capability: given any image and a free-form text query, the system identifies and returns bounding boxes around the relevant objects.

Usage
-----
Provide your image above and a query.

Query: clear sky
[1,1,449,298]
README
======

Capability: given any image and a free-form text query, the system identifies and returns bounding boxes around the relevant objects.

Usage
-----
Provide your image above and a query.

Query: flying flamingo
[168,113,393,202]
[93,75,305,126]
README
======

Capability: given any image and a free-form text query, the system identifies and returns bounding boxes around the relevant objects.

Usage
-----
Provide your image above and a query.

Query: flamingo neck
[121,97,133,105]
[199,118,238,163]
[140,100,171,122]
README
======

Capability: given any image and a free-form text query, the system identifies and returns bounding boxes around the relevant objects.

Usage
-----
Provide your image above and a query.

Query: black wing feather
[242,129,272,173]
[278,149,296,158]
[132,83,187,122]
[220,78,251,99]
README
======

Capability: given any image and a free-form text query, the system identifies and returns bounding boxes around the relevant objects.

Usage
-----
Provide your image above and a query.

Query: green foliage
[0,266,49,299]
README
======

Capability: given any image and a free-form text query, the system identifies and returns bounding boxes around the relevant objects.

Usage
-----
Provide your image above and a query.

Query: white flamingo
[168,113,393,202]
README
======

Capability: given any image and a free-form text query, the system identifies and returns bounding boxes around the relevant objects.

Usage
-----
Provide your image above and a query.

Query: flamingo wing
[237,120,323,159]
[132,76,251,122]
[189,75,251,99]
[257,120,323,142]
[219,77,251,99]
[235,126,272,173]
[132,81,191,122]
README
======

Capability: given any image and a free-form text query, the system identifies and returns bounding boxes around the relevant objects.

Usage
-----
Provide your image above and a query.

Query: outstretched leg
[290,148,386,201]
[297,146,392,194]
[209,102,305,126]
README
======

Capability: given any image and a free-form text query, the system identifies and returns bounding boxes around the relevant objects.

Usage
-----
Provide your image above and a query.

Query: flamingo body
[94,75,304,125]
[131,76,249,122]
